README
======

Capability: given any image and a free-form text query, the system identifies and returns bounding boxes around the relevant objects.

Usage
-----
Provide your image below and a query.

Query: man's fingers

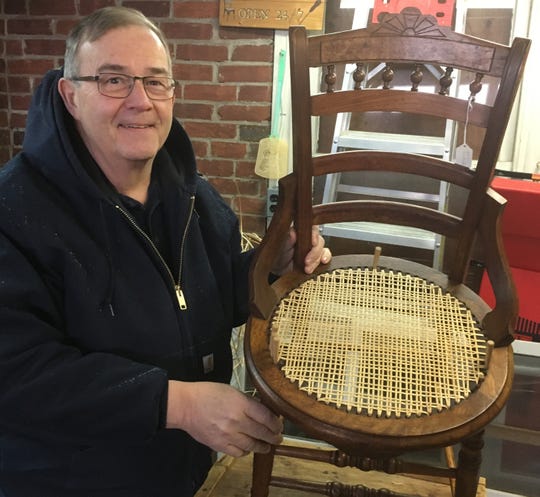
[244,401,283,435]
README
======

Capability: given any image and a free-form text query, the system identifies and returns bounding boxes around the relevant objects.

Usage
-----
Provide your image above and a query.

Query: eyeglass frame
[70,72,178,100]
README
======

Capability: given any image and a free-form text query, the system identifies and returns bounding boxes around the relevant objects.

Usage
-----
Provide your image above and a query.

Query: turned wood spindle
[469,72,484,100]
[382,63,394,89]
[439,67,454,95]
[353,62,365,90]
[410,63,423,91]
[325,64,337,93]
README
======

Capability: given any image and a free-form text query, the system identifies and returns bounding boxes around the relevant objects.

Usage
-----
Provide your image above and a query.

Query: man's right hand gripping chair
[245,8,530,497]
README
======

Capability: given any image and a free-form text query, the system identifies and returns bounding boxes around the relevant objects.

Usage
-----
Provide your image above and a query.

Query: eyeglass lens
[98,73,175,99]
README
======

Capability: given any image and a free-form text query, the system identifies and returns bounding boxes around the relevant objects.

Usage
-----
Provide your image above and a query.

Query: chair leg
[455,431,485,497]
[251,446,276,497]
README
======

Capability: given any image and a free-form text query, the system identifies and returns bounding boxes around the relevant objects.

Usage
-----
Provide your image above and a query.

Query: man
[0,6,331,496]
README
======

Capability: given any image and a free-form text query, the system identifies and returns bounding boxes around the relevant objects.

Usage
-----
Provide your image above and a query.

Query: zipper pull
[175,285,188,310]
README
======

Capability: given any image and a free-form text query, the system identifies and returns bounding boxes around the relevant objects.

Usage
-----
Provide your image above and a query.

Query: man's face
[59,26,174,174]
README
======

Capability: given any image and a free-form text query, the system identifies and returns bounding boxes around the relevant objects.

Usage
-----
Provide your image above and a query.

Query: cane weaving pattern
[270,268,487,418]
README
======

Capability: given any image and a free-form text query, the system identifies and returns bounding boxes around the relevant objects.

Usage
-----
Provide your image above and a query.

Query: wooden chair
[245,8,530,497]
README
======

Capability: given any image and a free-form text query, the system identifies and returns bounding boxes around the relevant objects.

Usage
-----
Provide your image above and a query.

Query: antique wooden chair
[245,8,530,497]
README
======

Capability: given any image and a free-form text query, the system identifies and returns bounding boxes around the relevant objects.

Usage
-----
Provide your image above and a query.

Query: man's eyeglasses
[71,73,177,100]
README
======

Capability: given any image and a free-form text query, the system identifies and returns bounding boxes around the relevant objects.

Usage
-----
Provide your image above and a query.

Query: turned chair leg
[250,445,276,497]
[455,431,485,497]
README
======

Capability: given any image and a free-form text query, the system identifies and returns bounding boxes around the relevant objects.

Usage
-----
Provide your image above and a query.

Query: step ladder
[320,2,460,270]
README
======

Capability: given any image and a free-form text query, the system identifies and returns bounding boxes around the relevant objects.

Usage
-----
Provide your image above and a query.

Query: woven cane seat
[269,267,488,419]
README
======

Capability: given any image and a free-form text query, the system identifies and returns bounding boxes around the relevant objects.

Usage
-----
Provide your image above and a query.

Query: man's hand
[166,380,283,457]
[272,225,332,275]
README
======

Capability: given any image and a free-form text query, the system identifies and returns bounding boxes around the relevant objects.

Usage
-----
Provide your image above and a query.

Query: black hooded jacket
[0,69,253,496]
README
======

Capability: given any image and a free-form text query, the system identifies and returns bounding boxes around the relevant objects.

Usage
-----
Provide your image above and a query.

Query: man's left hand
[272,225,332,275]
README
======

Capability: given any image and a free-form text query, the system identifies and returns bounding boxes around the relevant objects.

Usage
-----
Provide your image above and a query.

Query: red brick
[211,141,247,159]
[173,1,219,19]
[0,147,13,164]
[29,0,76,15]
[0,111,8,128]
[236,160,260,179]
[208,177,238,196]
[172,85,184,100]
[218,104,270,122]
[232,44,273,63]
[184,83,236,102]
[173,63,213,82]
[25,39,66,57]
[174,102,213,120]
[55,19,79,36]
[162,21,213,41]
[239,124,268,143]
[7,76,32,93]
[6,40,24,57]
[123,1,171,18]
[239,180,262,196]
[246,142,261,159]
[198,159,235,177]
[189,139,208,158]
[238,85,271,103]
[219,26,272,41]
[79,0,116,16]
[7,59,55,76]
[9,112,28,128]
[4,0,28,14]
[183,121,236,139]
[214,178,259,196]
[218,65,271,83]
[0,129,11,146]
[8,19,53,36]
[176,44,228,62]
[10,95,33,112]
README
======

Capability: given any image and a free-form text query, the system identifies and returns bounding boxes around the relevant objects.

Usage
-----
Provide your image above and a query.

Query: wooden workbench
[195,440,486,497]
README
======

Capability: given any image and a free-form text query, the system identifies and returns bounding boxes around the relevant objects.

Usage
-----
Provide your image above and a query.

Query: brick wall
[0,0,274,234]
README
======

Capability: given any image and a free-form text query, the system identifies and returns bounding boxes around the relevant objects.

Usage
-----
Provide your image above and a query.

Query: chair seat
[270,266,487,418]
[246,255,513,455]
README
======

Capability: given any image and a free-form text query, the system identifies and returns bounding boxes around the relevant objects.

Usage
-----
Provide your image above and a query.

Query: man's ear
[57,77,79,119]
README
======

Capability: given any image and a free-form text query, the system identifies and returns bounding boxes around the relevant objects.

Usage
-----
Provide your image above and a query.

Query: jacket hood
[22,68,198,200]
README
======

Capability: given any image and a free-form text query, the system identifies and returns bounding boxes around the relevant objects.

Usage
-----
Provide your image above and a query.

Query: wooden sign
[219,1,326,31]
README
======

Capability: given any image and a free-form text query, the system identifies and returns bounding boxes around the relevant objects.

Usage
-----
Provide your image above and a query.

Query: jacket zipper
[114,196,195,311]
[175,195,195,310]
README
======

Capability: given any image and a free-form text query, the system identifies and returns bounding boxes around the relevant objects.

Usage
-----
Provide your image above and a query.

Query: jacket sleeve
[0,231,169,446]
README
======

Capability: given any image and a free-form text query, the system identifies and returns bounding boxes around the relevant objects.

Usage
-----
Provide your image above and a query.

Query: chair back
[290,8,529,285]
[252,8,530,343]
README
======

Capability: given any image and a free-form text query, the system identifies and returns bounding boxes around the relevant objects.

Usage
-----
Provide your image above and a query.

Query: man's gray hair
[63,6,171,78]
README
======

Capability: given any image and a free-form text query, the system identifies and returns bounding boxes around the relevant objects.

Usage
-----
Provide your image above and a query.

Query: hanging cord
[455,94,475,168]
[463,94,474,148]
